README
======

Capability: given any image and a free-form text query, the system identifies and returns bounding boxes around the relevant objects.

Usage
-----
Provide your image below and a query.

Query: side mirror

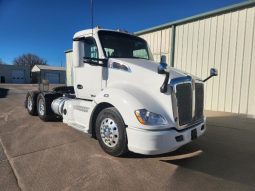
[210,68,218,77]
[203,68,218,82]
[73,41,84,67]
[158,55,167,74]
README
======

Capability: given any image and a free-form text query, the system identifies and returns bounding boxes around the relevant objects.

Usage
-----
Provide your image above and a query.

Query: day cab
[25,28,217,156]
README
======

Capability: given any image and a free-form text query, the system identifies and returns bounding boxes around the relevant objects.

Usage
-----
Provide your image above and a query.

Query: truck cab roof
[73,28,131,39]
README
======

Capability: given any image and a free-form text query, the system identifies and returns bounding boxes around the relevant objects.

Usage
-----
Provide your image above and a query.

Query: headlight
[134,109,167,126]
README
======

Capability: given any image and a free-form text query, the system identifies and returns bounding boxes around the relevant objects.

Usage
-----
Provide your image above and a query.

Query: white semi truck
[25,28,217,156]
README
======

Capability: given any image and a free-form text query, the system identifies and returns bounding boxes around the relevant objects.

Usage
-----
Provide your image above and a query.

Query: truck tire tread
[25,91,39,116]
[37,93,58,121]
[95,107,128,157]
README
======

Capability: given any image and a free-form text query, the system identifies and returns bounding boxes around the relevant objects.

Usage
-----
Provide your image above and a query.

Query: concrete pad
[1,120,85,158]
[0,91,29,134]
[10,139,254,191]
[0,141,7,162]
[0,161,20,191]
[205,110,255,130]
[0,85,84,157]
[169,125,255,188]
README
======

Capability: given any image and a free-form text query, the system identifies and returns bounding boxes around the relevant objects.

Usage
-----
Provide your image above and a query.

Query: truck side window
[84,37,98,59]
[133,49,149,59]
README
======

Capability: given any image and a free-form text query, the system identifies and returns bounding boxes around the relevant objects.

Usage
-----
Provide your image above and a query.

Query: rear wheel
[26,92,38,116]
[95,107,128,156]
[37,93,57,121]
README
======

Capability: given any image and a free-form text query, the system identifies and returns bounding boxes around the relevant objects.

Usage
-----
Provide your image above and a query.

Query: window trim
[98,30,153,60]
[83,36,99,59]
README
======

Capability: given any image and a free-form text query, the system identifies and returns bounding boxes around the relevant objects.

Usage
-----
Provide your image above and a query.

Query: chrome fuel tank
[51,97,71,116]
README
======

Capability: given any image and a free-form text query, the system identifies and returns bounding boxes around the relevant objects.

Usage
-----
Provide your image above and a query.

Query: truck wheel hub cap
[100,118,119,147]
[38,99,45,116]
[27,96,32,111]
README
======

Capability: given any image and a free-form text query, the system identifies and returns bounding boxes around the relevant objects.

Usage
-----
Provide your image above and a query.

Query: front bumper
[126,122,206,155]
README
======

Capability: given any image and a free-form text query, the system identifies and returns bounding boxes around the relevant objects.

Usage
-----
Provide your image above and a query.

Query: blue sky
[0,0,244,66]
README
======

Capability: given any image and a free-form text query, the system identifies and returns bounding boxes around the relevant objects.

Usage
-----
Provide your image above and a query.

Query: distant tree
[13,53,47,69]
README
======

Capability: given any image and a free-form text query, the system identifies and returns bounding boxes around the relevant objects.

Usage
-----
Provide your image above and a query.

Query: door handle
[77,84,83,89]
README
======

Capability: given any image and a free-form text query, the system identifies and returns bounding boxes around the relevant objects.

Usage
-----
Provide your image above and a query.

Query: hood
[106,58,199,127]
[108,58,191,81]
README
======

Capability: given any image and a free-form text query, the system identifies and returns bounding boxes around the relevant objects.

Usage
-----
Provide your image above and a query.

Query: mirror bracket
[203,68,218,82]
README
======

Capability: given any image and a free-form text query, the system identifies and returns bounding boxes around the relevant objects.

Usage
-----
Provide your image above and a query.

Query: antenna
[90,0,94,36]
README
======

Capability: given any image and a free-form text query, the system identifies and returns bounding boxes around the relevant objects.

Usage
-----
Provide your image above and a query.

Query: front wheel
[95,107,128,156]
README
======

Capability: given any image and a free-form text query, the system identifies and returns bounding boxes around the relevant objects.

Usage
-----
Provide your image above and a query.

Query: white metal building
[136,1,255,117]
[0,64,30,84]
[31,65,66,84]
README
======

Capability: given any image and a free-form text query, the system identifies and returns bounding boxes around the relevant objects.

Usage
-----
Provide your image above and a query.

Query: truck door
[74,37,102,99]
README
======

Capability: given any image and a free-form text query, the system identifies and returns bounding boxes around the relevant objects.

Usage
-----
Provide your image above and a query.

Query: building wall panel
[211,15,224,111]
[232,9,247,113]
[205,16,217,110]
[174,26,181,69]
[218,13,231,111]
[186,23,194,73]
[198,20,206,78]
[239,7,255,114]
[191,22,199,76]
[139,28,172,63]
[200,18,211,107]
[181,24,189,70]
[225,11,239,112]
[247,21,255,116]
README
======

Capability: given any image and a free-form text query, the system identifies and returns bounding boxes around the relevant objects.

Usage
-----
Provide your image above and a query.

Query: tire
[25,92,38,116]
[95,107,128,156]
[36,93,57,121]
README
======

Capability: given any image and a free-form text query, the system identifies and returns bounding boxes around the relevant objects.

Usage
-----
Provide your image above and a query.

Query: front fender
[95,88,143,128]
[95,87,172,130]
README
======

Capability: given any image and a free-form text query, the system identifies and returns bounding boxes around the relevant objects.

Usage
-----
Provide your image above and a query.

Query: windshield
[98,30,153,60]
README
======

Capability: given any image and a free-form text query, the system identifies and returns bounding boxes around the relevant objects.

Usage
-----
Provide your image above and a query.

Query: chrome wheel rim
[38,98,45,116]
[100,118,119,147]
[27,96,32,111]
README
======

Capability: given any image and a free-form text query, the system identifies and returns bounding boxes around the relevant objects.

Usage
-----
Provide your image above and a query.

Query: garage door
[12,70,25,84]
[45,73,59,84]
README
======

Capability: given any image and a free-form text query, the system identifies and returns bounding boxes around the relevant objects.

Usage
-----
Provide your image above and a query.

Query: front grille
[194,83,204,121]
[176,83,193,126]
[172,79,204,128]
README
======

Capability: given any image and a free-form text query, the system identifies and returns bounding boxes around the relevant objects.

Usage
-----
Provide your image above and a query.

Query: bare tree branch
[13,53,47,69]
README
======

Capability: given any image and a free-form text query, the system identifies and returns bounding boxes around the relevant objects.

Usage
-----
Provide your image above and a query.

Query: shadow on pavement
[159,115,255,187]
[0,88,9,98]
